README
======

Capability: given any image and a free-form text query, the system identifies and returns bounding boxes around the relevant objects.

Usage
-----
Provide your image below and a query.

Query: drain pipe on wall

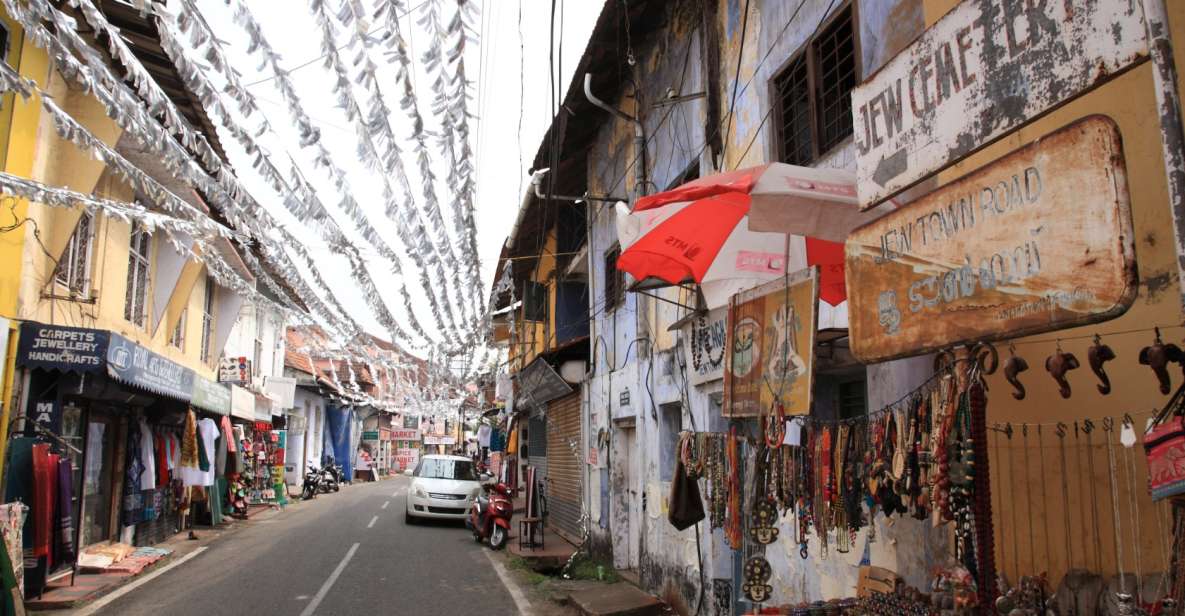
[1143,0,1185,315]
[584,73,647,204]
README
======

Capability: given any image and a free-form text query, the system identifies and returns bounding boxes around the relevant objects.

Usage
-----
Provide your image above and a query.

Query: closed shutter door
[546,392,582,542]
[527,416,547,487]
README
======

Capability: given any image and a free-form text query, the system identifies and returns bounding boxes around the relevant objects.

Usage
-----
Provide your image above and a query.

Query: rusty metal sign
[724,267,817,418]
[846,116,1136,364]
[852,0,1148,209]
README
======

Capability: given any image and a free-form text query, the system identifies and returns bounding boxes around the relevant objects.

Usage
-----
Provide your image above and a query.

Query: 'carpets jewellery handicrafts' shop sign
[852,0,1148,208]
[845,116,1137,363]
[16,322,109,372]
[724,267,817,418]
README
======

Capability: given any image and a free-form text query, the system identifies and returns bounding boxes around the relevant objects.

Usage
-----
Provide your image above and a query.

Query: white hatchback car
[405,455,483,523]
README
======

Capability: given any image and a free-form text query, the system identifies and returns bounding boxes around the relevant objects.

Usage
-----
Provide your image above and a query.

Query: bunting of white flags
[0,0,494,403]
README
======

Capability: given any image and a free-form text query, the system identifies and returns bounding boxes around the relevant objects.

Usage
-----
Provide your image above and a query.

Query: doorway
[79,411,115,548]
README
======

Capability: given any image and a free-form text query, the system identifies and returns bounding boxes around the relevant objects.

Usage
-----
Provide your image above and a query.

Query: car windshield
[414,458,477,481]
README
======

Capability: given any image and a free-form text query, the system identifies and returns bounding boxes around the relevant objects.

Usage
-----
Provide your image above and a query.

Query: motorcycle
[318,464,341,493]
[301,464,323,500]
[468,480,513,550]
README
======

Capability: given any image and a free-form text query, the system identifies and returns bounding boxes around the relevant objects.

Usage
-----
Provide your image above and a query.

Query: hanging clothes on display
[197,419,218,487]
[138,418,156,491]
[53,458,73,567]
[179,411,205,487]
[0,504,24,597]
[155,432,169,486]
[30,444,53,570]
[477,424,491,448]
[121,421,145,529]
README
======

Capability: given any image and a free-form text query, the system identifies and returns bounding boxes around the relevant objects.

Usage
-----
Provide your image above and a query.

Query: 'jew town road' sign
[846,116,1136,363]
[852,0,1148,209]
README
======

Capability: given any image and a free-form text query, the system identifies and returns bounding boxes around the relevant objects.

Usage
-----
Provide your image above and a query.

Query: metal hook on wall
[1004,342,1029,401]
[1088,333,1117,395]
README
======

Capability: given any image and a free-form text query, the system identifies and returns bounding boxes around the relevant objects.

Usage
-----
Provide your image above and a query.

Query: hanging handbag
[667,457,705,531]
[1144,382,1185,501]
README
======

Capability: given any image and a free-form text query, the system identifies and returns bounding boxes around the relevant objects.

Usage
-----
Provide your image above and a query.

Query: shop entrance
[79,410,115,548]
[620,424,639,571]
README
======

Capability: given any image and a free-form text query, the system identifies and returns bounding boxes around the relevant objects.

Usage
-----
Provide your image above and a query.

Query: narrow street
[84,477,520,616]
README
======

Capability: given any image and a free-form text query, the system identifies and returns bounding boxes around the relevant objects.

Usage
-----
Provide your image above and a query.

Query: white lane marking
[299,542,359,616]
[381,500,390,509]
[391,491,399,497]
[367,515,378,528]
[484,550,535,616]
[72,547,208,616]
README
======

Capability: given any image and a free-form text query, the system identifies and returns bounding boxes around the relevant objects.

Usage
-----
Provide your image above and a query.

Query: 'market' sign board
[852,0,1148,209]
[846,116,1136,363]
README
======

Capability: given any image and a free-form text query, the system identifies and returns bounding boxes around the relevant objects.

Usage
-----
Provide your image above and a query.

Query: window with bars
[773,5,858,165]
[200,275,216,363]
[170,309,186,350]
[54,211,94,295]
[124,222,151,327]
[522,281,547,322]
[604,245,623,312]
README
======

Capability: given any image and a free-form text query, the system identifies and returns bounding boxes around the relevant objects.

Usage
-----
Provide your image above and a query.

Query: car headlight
[414,487,427,498]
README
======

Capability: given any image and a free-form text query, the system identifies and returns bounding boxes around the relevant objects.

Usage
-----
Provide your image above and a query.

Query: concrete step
[567,582,664,616]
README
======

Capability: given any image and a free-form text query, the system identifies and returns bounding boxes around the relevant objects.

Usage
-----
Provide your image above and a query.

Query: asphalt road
[88,475,520,616]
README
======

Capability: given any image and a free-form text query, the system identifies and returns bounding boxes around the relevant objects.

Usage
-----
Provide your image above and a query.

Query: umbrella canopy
[616,163,880,311]
[634,162,890,242]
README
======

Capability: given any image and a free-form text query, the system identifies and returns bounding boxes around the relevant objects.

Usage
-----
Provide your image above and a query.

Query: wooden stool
[518,517,543,550]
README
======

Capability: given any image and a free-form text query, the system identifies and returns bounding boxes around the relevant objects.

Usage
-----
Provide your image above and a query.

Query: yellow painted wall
[508,229,559,374]
[920,0,1182,589]
[0,16,47,471]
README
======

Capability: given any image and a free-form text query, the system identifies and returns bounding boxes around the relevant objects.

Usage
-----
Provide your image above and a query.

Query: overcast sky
[184,0,600,356]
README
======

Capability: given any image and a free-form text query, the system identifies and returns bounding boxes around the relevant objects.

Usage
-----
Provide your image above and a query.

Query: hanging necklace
[1103,417,1135,610]
[1021,424,1037,572]
[1007,423,1022,584]
[1037,424,1053,568]
[1121,416,1144,596]
[1083,419,1104,573]
[991,423,1007,583]
[1056,422,1075,574]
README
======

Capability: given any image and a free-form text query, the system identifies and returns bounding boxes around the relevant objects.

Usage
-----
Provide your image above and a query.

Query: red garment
[31,444,54,568]
[220,417,236,453]
[155,434,169,485]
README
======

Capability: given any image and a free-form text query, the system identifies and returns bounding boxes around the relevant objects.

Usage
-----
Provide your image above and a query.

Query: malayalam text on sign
[846,116,1137,363]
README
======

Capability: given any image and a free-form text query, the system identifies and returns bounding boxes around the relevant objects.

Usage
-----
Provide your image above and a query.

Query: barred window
[522,281,547,322]
[124,222,151,327]
[54,211,94,295]
[604,245,623,312]
[170,309,186,350]
[201,275,216,363]
[773,6,858,165]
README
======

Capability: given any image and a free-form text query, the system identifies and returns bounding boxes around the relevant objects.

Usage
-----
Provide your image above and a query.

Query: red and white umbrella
[615,163,890,313]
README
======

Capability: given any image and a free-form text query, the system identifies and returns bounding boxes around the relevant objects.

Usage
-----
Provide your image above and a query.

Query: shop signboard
[852,0,1148,209]
[15,322,108,372]
[846,116,1137,363]
[218,356,251,384]
[723,268,818,418]
[362,430,380,441]
[423,435,456,446]
[106,334,195,401]
[263,376,296,409]
[402,414,419,429]
[680,307,727,385]
[515,357,572,410]
[394,447,419,471]
[191,375,231,415]
[391,428,419,441]
[230,384,254,420]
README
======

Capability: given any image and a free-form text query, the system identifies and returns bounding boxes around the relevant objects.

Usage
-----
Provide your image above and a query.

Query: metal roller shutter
[545,392,582,542]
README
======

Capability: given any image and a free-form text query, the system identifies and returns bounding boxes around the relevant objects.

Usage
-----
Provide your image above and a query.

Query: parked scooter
[318,464,342,493]
[302,464,323,500]
[468,479,513,550]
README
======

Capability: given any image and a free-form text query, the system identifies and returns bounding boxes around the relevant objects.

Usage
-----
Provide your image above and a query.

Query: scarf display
[54,459,74,567]
[220,416,236,453]
[180,410,199,469]
[121,421,145,528]
[30,443,54,568]
[138,419,156,491]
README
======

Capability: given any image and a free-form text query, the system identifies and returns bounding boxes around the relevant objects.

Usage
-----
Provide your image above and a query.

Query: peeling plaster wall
[578,1,935,611]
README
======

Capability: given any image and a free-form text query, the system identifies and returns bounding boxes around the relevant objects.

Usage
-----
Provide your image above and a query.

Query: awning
[230,384,254,420]
[192,375,231,415]
[105,333,195,402]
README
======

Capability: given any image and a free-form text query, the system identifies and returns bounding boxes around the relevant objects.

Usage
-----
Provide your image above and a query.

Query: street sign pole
[1143,0,1185,320]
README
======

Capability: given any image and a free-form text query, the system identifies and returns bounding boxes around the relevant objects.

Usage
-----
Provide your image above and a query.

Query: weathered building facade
[512,0,1185,613]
